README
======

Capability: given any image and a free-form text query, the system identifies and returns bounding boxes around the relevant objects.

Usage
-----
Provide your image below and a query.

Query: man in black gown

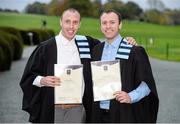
[20,8,137,123]
[91,9,159,123]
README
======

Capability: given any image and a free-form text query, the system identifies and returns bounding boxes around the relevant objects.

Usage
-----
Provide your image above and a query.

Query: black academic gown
[91,42,159,123]
[20,36,99,123]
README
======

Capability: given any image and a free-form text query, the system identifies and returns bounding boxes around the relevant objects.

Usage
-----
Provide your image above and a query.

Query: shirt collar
[105,34,122,49]
[58,31,75,45]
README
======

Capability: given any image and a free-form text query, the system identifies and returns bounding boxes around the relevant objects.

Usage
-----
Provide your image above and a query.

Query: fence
[136,37,180,61]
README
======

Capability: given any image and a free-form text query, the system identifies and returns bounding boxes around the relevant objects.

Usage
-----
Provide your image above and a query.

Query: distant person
[41,19,47,28]
[20,8,137,123]
[91,9,159,123]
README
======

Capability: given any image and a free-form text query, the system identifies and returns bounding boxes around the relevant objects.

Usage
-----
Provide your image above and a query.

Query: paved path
[151,58,180,122]
[0,46,180,123]
[0,46,34,123]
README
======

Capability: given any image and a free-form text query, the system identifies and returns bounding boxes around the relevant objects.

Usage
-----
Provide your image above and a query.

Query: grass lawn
[0,12,180,61]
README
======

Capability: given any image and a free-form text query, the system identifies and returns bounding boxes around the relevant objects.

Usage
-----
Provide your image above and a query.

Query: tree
[90,0,102,17]
[67,0,93,17]
[47,0,93,17]
[125,2,142,19]
[141,10,173,25]
[147,0,166,12]
[165,9,180,25]
[25,2,47,15]
[47,0,69,16]
[102,0,142,20]
[103,0,124,11]
[103,0,131,19]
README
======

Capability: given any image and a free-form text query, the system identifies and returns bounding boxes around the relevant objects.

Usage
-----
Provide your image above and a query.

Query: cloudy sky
[122,0,180,10]
[0,0,51,11]
[0,0,180,12]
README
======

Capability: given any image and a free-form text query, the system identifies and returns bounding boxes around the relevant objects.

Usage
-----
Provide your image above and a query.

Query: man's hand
[40,76,60,87]
[126,37,138,46]
[113,91,131,104]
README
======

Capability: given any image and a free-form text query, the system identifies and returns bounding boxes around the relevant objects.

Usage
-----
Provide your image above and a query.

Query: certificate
[54,64,83,104]
[91,60,121,101]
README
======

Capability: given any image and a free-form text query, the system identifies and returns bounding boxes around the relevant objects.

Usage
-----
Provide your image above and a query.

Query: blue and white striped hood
[116,38,133,60]
[75,35,91,59]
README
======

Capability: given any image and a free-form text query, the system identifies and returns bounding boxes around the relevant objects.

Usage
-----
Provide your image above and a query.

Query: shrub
[0,27,24,60]
[0,33,13,71]
[9,35,23,60]
[45,29,55,38]
[141,10,173,25]
[19,30,32,45]
[0,26,23,43]
[0,30,23,60]
[27,29,41,45]
[0,47,4,70]
[27,28,55,44]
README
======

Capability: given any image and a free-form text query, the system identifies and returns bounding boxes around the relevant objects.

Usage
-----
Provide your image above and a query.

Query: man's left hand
[126,37,138,46]
[113,91,131,104]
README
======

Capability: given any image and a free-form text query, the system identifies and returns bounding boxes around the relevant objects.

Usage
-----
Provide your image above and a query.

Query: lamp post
[27,32,33,45]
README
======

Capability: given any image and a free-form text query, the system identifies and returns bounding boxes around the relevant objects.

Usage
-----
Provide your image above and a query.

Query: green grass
[121,20,180,61]
[0,12,60,33]
[0,12,180,61]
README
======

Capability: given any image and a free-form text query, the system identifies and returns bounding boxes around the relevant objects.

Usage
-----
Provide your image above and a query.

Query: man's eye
[73,21,78,25]
[65,20,70,24]
[102,22,106,25]
[110,21,115,24]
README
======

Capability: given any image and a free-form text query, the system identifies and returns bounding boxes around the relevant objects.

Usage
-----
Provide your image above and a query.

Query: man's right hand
[40,76,61,87]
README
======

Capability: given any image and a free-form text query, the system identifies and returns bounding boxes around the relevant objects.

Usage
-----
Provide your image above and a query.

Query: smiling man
[91,9,159,123]
[20,8,100,123]
[20,8,137,123]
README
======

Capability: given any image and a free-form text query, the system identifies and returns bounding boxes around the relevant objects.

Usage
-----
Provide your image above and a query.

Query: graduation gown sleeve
[19,43,45,121]
[131,46,159,122]
[110,46,159,122]
[19,38,57,122]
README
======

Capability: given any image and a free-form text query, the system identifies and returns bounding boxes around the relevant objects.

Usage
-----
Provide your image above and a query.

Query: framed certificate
[54,64,83,104]
[91,60,121,101]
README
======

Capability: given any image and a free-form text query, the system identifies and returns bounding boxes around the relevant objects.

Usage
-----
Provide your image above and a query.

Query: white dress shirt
[33,31,81,87]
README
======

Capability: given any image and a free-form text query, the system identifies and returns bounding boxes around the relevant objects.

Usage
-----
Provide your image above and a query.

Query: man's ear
[119,22,122,30]
[60,19,62,27]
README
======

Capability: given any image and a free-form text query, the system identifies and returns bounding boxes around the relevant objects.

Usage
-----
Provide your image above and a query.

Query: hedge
[0,26,23,44]
[0,47,4,69]
[0,30,23,60]
[19,30,31,45]
[45,29,55,37]
[0,27,54,71]
[0,27,55,46]
[0,33,13,71]
[25,28,55,45]
[8,34,23,60]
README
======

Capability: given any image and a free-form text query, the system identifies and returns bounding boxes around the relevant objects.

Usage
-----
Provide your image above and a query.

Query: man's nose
[70,23,74,28]
[106,23,110,28]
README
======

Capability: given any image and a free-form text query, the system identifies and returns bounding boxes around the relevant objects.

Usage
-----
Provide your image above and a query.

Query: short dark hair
[100,9,122,24]
[61,8,81,21]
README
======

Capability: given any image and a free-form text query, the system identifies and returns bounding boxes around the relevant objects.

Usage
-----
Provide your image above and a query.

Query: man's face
[60,11,80,41]
[100,12,120,43]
